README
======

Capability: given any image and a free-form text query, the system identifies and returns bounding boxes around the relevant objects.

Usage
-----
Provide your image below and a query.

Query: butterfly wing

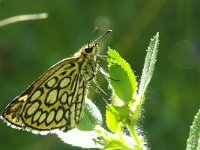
[1,57,87,133]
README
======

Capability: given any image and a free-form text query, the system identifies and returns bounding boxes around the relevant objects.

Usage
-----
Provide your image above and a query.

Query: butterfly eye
[85,47,93,53]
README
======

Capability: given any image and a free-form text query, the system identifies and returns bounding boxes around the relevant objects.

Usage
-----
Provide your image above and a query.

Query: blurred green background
[0,0,200,150]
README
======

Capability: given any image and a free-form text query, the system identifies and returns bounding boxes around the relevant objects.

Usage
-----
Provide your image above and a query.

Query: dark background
[0,0,200,150]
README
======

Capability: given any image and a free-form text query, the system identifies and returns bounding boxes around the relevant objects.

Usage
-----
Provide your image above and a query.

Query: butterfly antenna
[88,27,98,44]
[92,29,112,44]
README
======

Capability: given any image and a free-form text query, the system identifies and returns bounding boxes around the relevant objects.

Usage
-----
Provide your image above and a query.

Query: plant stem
[127,124,141,146]
[0,13,48,27]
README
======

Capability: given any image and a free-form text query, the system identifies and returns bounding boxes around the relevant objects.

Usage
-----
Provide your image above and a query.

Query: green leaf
[107,48,137,103]
[76,98,102,131]
[56,98,103,148]
[57,128,102,149]
[186,108,200,150]
[106,105,129,133]
[95,126,135,150]
[103,141,133,150]
[138,32,159,97]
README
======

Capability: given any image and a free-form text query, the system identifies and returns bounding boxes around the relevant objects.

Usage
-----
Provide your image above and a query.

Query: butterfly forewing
[1,43,99,133]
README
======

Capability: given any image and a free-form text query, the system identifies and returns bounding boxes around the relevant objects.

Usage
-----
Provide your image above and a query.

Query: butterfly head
[81,43,100,57]
[78,29,112,58]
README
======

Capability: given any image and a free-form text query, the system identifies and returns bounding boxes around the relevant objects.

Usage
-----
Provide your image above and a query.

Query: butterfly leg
[90,80,110,105]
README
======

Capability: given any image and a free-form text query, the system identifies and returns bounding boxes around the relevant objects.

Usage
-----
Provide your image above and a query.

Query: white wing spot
[47,77,57,88]
[61,92,68,104]
[67,96,72,106]
[46,110,55,124]
[56,108,63,122]
[65,110,69,119]
[76,103,82,110]
[46,89,57,104]
[33,110,42,122]
[19,95,28,101]
[38,112,47,124]
[60,77,70,88]
[27,101,40,116]
[70,104,76,127]
[30,90,41,101]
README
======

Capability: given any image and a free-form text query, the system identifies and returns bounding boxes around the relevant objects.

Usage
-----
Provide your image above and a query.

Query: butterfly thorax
[75,43,100,82]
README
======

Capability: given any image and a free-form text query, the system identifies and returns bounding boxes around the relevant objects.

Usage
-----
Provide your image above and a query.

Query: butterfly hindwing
[2,57,86,133]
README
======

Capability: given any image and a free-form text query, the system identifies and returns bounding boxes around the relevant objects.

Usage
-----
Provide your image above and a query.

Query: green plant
[2,11,200,149]
[186,109,200,150]
[58,33,159,150]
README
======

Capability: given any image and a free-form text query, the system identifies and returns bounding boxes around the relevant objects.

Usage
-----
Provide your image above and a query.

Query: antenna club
[92,29,112,44]
[106,29,112,34]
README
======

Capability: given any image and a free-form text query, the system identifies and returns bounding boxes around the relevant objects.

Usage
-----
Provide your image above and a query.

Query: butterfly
[1,30,112,134]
